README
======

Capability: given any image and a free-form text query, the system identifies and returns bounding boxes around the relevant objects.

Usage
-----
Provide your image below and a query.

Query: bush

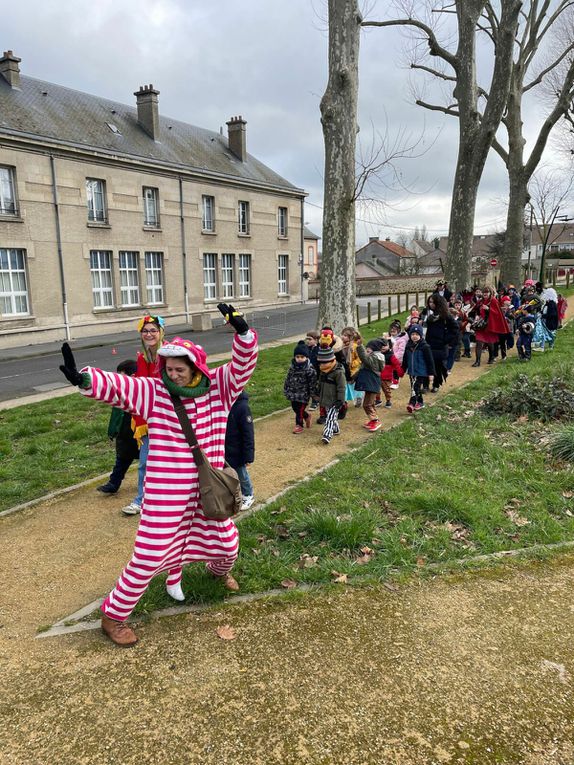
[481,374,574,422]
[549,426,574,462]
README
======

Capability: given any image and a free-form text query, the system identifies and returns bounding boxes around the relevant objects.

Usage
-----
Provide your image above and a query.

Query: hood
[157,336,211,378]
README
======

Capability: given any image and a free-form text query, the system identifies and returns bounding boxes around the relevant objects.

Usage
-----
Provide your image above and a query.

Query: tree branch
[361,18,458,71]
[491,136,510,166]
[415,99,459,117]
[523,41,574,93]
[410,62,456,83]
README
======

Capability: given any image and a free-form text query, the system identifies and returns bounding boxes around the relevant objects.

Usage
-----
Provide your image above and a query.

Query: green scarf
[162,369,210,398]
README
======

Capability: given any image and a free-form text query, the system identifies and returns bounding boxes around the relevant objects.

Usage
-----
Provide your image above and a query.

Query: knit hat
[157,337,210,378]
[317,346,335,363]
[293,341,310,359]
[366,338,385,352]
[379,337,392,349]
[501,296,511,304]
[408,324,423,337]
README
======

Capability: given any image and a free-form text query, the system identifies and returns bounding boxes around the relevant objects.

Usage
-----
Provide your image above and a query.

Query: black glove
[59,342,85,386]
[217,303,249,335]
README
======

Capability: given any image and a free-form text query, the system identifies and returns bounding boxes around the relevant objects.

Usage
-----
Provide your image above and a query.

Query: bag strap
[170,393,206,466]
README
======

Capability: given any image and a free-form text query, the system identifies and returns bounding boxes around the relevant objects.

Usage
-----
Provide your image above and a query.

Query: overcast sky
[3,0,568,247]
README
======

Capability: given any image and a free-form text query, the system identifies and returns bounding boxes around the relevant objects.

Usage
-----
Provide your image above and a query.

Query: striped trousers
[322,404,340,442]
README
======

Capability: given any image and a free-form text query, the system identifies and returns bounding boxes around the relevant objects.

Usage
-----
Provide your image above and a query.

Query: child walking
[402,324,436,413]
[379,337,404,407]
[341,326,362,407]
[388,320,408,389]
[225,392,256,510]
[317,345,346,444]
[284,341,318,433]
[304,330,320,410]
[97,359,140,495]
[355,337,386,432]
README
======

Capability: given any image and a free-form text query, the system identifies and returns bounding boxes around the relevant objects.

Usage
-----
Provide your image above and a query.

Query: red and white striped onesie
[80,330,258,621]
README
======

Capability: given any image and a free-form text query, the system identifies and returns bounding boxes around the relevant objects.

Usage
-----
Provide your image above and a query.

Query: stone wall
[308,271,487,300]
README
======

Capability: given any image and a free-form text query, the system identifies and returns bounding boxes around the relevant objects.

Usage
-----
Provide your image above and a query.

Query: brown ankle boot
[101,614,138,647]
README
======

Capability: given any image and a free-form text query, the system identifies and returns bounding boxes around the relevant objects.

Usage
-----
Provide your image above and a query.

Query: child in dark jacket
[305,330,321,410]
[401,325,436,413]
[225,391,255,510]
[284,341,318,433]
[355,337,386,432]
[379,337,404,408]
[317,346,346,444]
[515,307,536,361]
[97,359,140,494]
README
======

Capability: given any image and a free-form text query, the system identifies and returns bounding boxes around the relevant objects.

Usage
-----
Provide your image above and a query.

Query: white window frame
[86,178,107,223]
[0,248,29,315]
[308,245,315,267]
[89,250,114,308]
[144,251,164,305]
[278,206,288,237]
[202,195,215,232]
[238,200,250,235]
[119,251,140,307]
[238,253,251,297]
[0,166,17,216]
[143,187,160,227]
[278,254,289,295]
[221,253,235,299]
[203,253,217,300]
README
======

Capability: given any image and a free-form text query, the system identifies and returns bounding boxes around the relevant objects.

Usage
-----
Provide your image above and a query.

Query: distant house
[411,239,445,274]
[527,222,574,261]
[356,237,415,276]
[303,226,320,279]
[437,234,497,264]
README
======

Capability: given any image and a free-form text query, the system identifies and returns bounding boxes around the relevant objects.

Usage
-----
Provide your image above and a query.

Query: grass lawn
[0,312,406,512]
[134,321,574,616]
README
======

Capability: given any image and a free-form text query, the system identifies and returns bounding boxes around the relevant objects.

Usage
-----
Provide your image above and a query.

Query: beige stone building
[0,51,307,347]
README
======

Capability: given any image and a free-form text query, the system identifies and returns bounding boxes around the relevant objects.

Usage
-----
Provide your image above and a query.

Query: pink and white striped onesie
[80,330,258,621]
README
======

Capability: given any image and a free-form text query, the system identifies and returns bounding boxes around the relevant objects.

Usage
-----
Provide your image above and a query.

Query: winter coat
[424,313,458,358]
[308,345,320,373]
[318,363,347,409]
[380,352,405,382]
[402,338,436,378]
[354,344,385,393]
[342,341,361,380]
[283,359,317,403]
[390,332,408,362]
[225,392,255,470]
[542,300,559,331]
[108,407,140,461]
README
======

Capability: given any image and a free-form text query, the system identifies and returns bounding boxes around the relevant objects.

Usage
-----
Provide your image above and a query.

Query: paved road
[0,296,413,402]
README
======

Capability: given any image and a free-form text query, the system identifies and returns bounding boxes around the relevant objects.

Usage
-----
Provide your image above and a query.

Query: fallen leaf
[298,554,319,569]
[383,582,399,592]
[505,509,530,526]
[354,554,372,566]
[297,531,308,538]
[416,557,426,567]
[562,491,574,499]
[250,548,260,555]
[516,415,529,423]
[280,579,297,589]
[360,546,373,555]
[331,570,348,584]
[271,549,280,557]
[216,625,236,641]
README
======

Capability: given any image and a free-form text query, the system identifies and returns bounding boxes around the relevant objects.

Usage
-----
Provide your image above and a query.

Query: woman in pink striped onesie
[60,304,257,646]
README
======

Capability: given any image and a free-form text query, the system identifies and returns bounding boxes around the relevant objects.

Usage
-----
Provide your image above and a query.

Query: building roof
[0,74,304,195]
[304,226,319,240]
[412,239,435,254]
[356,238,414,258]
[438,234,497,259]
[530,222,574,247]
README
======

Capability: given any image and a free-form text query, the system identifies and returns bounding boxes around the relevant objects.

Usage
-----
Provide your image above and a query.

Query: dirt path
[2,340,574,764]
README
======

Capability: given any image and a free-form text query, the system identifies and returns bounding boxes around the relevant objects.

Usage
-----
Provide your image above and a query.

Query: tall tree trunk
[319,0,361,332]
[444,144,480,289]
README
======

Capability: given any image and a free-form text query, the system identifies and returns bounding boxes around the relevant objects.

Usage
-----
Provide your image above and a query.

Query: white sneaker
[354,398,363,407]
[166,582,185,601]
[241,495,255,510]
[390,383,399,390]
[121,502,141,516]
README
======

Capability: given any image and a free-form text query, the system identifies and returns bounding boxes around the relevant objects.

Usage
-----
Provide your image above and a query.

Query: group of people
[283,278,566,440]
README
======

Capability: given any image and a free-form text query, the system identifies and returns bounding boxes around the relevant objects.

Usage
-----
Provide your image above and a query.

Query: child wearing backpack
[379,337,404,407]
[355,337,386,432]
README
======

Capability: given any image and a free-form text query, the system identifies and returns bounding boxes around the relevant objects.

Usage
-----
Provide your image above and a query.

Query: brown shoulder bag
[170,394,242,521]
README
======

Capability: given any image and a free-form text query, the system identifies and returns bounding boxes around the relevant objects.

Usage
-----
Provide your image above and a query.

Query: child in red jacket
[379,337,405,408]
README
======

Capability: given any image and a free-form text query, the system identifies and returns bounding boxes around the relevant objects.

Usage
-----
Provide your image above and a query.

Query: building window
[203,253,217,300]
[0,167,17,216]
[90,250,114,308]
[238,200,250,235]
[202,195,215,232]
[221,253,235,299]
[143,187,160,227]
[308,245,315,267]
[119,251,140,306]
[278,206,288,237]
[86,178,107,223]
[278,254,288,295]
[239,253,251,297]
[144,251,164,305]
[0,248,29,315]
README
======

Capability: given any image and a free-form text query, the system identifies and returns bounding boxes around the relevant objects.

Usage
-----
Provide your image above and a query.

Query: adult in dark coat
[423,294,458,391]
[225,391,255,508]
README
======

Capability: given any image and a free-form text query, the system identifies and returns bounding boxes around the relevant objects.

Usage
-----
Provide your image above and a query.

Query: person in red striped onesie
[60,303,257,647]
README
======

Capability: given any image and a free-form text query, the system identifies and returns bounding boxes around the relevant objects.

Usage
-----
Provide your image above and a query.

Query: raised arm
[215,303,259,411]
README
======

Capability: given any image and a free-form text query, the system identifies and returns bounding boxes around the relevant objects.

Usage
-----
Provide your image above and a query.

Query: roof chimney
[0,50,21,89]
[369,236,379,242]
[226,115,247,161]
[134,84,160,140]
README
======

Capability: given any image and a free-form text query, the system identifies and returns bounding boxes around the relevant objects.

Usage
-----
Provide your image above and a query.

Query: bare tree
[362,0,522,291]
[319,0,362,331]
[488,2,574,285]
[528,168,574,280]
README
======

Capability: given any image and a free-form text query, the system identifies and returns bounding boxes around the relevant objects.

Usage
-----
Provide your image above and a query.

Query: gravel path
[2,349,573,764]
